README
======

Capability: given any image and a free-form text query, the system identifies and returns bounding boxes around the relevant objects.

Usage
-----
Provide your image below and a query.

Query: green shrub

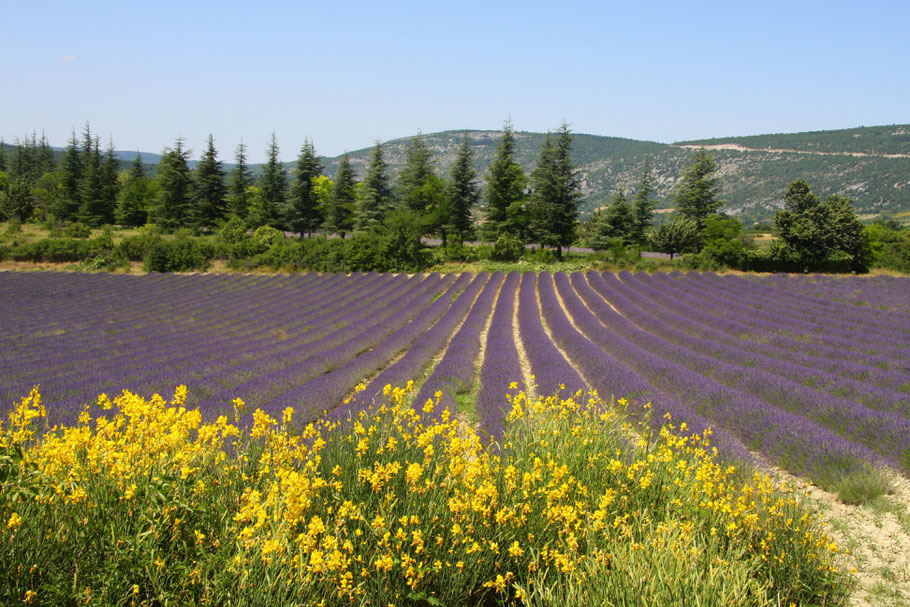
[491,233,525,262]
[61,222,92,239]
[144,239,213,273]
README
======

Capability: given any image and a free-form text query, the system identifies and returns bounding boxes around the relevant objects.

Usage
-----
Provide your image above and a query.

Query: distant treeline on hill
[1,122,908,274]
[2,122,909,225]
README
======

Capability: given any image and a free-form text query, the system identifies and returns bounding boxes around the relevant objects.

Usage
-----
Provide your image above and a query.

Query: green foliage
[650,217,700,259]
[0,178,35,222]
[152,139,192,232]
[218,215,250,245]
[630,156,655,244]
[115,155,153,227]
[589,190,634,250]
[228,142,252,219]
[356,142,393,231]
[446,134,480,244]
[61,222,92,239]
[865,220,910,272]
[491,232,526,262]
[528,123,582,259]
[256,133,287,229]
[116,226,163,262]
[484,120,528,241]
[191,134,228,228]
[775,180,869,272]
[675,148,722,233]
[695,214,747,268]
[252,225,285,249]
[288,139,323,236]
[144,237,213,272]
[324,153,355,238]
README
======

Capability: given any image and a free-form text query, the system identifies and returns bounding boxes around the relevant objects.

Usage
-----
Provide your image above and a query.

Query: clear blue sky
[2,0,908,163]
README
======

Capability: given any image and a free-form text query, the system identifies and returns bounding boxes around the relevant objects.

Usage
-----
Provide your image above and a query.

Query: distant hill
[318,125,910,224]
[5,124,909,224]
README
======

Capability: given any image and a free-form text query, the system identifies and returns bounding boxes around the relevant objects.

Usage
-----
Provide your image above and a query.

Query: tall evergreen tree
[116,154,151,227]
[396,135,435,212]
[630,156,655,245]
[228,142,252,218]
[153,138,192,231]
[55,129,83,221]
[675,148,722,233]
[590,189,634,250]
[324,152,355,238]
[446,134,480,244]
[484,119,527,239]
[78,136,109,226]
[192,134,228,227]
[255,132,286,228]
[0,138,7,172]
[100,140,120,223]
[356,142,393,231]
[288,138,324,237]
[527,123,581,259]
[37,132,55,176]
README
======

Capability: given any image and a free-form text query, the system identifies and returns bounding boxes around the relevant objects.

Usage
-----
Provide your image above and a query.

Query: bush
[117,228,163,262]
[491,233,525,262]
[61,222,92,239]
[144,239,213,273]
[0,386,851,606]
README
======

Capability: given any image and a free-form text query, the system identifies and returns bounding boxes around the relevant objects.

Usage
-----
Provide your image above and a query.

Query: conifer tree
[255,132,286,228]
[228,142,251,218]
[0,138,7,172]
[55,129,83,221]
[528,123,581,259]
[100,140,120,222]
[192,134,228,227]
[153,138,192,231]
[396,135,436,212]
[484,120,527,239]
[324,152,355,238]
[630,156,655,245]
[675,148,722,232]
[590,189,634,249]
[78,137,109,226]
[446,134,479,244]
[116,154,151,227]
[288,138,324,237]
[356,142,393,231]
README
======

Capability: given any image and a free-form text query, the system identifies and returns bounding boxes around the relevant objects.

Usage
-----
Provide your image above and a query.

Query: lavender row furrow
[475,272,525,438]
[283,274,476,420]
[516,273,585,398]
[586,272,910,470]
[414,272,505,422]
[651,272,908,374]
[615,273,910,417]
[562,272,885,481]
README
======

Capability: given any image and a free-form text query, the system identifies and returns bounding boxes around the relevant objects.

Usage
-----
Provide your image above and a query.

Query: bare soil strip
[673,143,910,159]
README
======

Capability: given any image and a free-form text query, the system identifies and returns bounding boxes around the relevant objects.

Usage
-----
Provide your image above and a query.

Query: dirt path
[673,143,910,159]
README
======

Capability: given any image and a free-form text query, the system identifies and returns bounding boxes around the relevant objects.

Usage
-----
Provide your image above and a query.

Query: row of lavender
[2,270,908,486]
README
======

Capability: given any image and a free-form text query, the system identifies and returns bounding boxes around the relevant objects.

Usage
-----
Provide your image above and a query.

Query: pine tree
[396,135,435,212]
[100,140,120,223]
[324,152,355,238]
[356,142,393,231]
[288,138,324,237]
[153,138,192,231]
[675,148,722,232]
[192,134,228,227]
[78,136,109,226]
[590,189,634,250]
[446,134,479,244]
[255,132,286,228]
[630,156,655,245]
[37,132,55,176]
[484,120,527,239]
[527,123,581,259]
[116,154,151,227]
[0,138,7,172]
[228,142,252,218]
[55,129,83,221]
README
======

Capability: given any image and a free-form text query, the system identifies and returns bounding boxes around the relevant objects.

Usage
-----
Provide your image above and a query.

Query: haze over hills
[6,124,908,225]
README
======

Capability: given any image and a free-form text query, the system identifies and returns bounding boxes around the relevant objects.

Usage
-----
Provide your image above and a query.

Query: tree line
[0,121,594,260]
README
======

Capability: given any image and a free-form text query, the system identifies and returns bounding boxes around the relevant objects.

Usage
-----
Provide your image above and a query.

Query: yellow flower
[508,541,523,558]
[6,513,22,530]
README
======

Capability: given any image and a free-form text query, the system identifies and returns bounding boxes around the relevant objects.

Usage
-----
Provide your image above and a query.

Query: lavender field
[2,270,909,487]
